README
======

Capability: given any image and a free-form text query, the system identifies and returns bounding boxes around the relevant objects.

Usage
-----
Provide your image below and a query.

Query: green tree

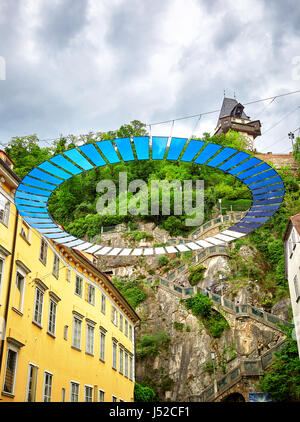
[259,326,300,401]
[134,382,156,402]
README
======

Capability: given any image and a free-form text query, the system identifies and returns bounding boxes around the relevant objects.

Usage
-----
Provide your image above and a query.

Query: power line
[261,105,300,135]
[262,125,300,152]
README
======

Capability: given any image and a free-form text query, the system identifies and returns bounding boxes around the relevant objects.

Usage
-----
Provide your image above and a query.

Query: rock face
[271,298,291,321]
[135,286,285,401]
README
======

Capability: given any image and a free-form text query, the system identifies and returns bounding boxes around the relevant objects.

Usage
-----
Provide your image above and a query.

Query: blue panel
[228,226,253,234]
[253,197,283,206]
[245,211,277,217]
[218,151,250,171]
[250,183,284,195]
[79,143,107,166]
[252,190,284,200]
[54,235,77,243]
[50,155,82,175]
[15,198,47,207]
[29,223,58,228]
[38,161,72,180]
[19,211,49,217]
[236,163,271,180]
[29,168,62,185]
[15,191,48,202]
[194,143,222,164]
[96,140,120,163]
[17,205,49,213]
[249,176,282,190]
[132,137,150,160]
[244,169,278,185]
[37,228,64,233]
[228,157,262,175]
[167,137,188,160]
[250,204,280,211]
[243,216,269,223]
[22,176,56,191]
[63,149,94,171]
[23,217,53,223]
[236,221,262,228]
[43,232,70,239]
[181,140,205,162]
[17,184,52,197]
[152,136,168,160]
[114,138,135,161]
[206,147,237,167]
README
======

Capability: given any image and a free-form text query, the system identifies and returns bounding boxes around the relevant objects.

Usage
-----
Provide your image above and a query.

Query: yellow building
[0,151,140,402]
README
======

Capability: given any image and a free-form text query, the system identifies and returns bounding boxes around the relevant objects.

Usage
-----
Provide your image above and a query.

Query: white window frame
[100,330,106,362]
[87,284,95,305]
[14,267,26,313]
[112,306,118,326]
[0,254,5,305]
[119,314,123,332]
[84,384,93,402]
[52,254,60,278]
[101,293,106,314]
[112,341,117,370]
[129,324,133,341]
[75,275,83,297]
[86,323,95,355]
[294,274,300,302]
[0,192,10,226]
[99,389,105,402]
[40,238,48,265]
[33,286,44,326]
[72,316,82,350]
[119,347,124,375]
[48,298,57,336]
[125,320,128,337]
[26,362,38,402]
[129,355,133,381]
[124,352,128,378]
[112,395,117,402]
[70,381,80,402]
[43,371,53,402]
[2,344,19,395]
[66,268,71,282]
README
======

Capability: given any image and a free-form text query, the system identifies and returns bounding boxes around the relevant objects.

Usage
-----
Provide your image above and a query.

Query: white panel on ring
[205,237,225,245]
[108,248,122,256]
[195,240,214,248]
[132,248,143,256]
[175,244,191,252]
[155,247,166,254]
[222,230,246,238]
[119,248,132,256]
[165,246,178,253]
[96,246,112,255]
[185,242,202,250]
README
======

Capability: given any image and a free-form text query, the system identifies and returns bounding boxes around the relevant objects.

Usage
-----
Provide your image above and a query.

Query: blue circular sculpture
[14,137,285,256]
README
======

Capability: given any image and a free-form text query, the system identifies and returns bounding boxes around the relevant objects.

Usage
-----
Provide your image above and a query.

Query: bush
[158,255,169,266]
[188,265,206,286]
[134,382,156,402]
[173,322,184,331]
[136,330,171,359]
[113,278,147,309]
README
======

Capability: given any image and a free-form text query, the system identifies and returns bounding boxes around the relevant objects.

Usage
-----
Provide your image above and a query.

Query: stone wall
[254,152,298,172]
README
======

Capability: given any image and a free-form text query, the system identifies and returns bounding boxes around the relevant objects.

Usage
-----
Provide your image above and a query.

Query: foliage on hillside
[258,325,300,401]
[111,276,147,309]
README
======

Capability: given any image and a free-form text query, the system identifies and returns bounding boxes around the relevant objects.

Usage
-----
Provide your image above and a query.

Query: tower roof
[217,97,249,125]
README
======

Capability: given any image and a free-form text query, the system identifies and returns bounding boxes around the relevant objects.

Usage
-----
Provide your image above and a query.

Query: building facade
[283,213,300,358]
[0,153,140,402]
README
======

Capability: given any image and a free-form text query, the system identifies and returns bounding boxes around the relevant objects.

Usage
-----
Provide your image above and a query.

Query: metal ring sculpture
[15,137,285,256]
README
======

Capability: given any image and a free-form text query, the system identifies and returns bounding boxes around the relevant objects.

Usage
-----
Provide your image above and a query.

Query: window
[0,256,4,302]
[0,193,10,226]
[101,294,106,314]
[52,255,60,278]
[119,314,123,332]
[112,395,117,402]
[70,382,79,402]
[64,325,68,340]
[62,388,66,402]
[66,269,71,282]
[112,306,118,326]
[84,385,93,402]
[87,284,95,305]
[99,390,105,402]
[129,356,133,381]
[43,372,53,402]
[112,341,117,370]
[86,323,95,355]
[124,352,128,378]
[294,275,300,302]
[125,320,128,337]
[75,275,83,297]
[72,317,82,350]
[3,348,18,394]
[291,229,297,250]
[129,324,133,341]
[48,299,57,336]
[20,222,30,242]
[33,287,44,326]
[100,329,106,362]
[26,364,38,402]
[40,238,47,265]
[14,271,25,312]
[119,347,124,375]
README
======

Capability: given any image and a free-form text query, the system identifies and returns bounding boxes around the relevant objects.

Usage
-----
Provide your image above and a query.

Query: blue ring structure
[14,137,285,256]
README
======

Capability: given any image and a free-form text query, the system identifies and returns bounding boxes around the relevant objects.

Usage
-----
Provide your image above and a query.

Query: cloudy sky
[0,0,300,153]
